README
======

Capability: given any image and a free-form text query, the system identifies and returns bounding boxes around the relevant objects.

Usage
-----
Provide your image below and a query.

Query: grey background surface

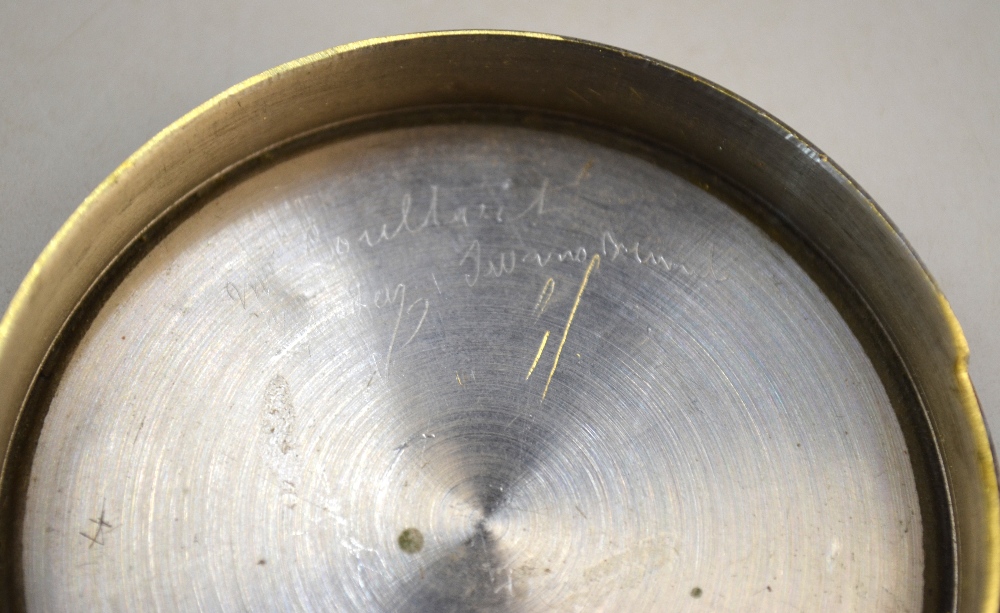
[2,1,998,437]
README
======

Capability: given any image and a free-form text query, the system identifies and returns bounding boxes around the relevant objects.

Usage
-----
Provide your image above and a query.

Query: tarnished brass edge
[937,294,1000,613]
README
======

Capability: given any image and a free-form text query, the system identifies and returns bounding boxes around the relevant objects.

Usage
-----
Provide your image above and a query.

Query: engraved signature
[459,240,517,287]
[353,282,431,377]
[458,229,725,284]
[334,180,548,257]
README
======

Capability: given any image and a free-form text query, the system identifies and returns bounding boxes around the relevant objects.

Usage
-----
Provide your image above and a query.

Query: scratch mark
[460,240,481,287]
[513,179,547,219]
[543,254,600,400]
[226,281,246,308]
[384,284,406,376]
[533,278,556,317]
[456,372,463,386]
[132,418,145,445]
[430,272,442,295]
[80,501,112,548]
[493,568,514,595]
[526,330,551,380]
[567,88,592,106]
[402,298,429,347]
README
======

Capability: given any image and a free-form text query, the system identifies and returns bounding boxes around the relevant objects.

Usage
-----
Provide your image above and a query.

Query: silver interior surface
[22,124,922,611]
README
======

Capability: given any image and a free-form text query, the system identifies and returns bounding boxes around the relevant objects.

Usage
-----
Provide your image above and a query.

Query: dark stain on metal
[398,527,424,554]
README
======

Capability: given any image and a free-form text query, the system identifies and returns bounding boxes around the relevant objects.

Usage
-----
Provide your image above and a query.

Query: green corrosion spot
[397,527,424,554]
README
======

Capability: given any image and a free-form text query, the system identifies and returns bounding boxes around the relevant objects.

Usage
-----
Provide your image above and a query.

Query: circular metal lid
[0,32,996,611]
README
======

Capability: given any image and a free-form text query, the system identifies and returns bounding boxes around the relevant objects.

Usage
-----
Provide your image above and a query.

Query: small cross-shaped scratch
[80,502,112,548]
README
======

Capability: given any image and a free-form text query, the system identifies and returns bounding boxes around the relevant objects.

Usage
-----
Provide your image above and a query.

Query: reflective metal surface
[22,124,924,610]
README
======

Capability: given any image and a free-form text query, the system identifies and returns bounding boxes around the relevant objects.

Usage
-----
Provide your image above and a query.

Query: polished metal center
[23,124,922,611]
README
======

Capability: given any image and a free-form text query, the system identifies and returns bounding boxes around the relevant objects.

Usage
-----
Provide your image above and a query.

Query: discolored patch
[398,527,424,554]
